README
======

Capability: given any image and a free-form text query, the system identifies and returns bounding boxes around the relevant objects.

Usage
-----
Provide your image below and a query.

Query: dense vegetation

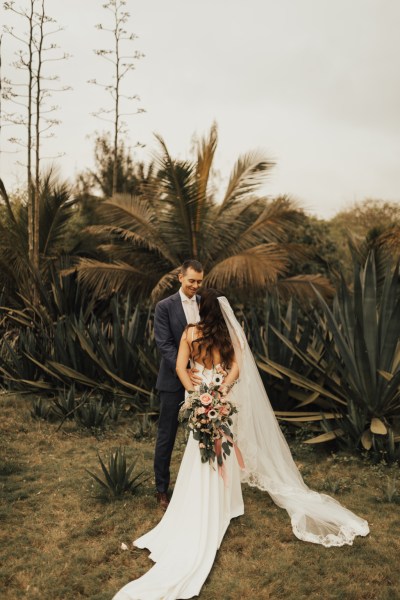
[1,127,400,463]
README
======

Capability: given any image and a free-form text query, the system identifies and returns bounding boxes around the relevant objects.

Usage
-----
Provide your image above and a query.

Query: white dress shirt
[179,288,200,324]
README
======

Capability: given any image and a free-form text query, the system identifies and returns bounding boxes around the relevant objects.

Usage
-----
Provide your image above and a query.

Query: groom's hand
[187,368,202,386]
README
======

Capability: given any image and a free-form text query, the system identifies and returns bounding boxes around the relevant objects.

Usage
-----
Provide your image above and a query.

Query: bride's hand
[218,383,229,397]
[215,364,228,378]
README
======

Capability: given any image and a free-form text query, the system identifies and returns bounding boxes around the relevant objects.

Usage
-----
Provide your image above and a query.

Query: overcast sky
[1,0,399,218]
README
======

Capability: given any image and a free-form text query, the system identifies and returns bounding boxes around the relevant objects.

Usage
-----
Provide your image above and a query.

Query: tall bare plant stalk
[89,0,144,196]
[27,0,34,265]
[3,0,71,276]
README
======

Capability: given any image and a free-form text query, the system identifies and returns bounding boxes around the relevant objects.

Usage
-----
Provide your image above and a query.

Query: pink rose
[200,393,213,406]
[219,405,231,416]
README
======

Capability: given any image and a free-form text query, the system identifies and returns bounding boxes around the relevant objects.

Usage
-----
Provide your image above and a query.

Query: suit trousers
[154,388,185,493]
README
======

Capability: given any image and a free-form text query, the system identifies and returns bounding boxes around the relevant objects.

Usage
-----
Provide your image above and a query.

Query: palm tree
[71,125,333,303]
[0,171,78,308]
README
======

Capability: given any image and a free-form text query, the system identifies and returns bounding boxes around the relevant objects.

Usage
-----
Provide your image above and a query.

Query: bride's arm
[176,332,195,392]
[221,357,239,387]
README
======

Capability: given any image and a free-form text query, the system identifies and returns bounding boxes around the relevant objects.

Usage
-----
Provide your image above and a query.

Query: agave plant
[247,295,322,410]
[31,397,53,421]
[52,385,78,419]
[86,446,149,497]
[1,282,154,403]
[70,294,154,397]
[131,411,158,440]
[75,397,111,430]
[108,399,121,422]
[258,252,400,460]
[0,325,53,391]
[71,125,333,303]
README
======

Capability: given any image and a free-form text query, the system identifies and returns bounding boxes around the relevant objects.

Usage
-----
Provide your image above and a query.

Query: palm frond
[40,183,77,256]
[150,267,181,303]
[73,259,149,299]
[213,197,305,261]
[0,178,20,229]
[195,122,218,206]
[218,151,275,214]
[276,274,335,302]
[153,133,198,254]
[204,244,288,292]
[240,196,303,242]
[85,224,175,263]
[91,195,178,264]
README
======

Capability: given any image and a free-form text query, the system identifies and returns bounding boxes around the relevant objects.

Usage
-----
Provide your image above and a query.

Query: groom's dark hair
[181,259,203,274]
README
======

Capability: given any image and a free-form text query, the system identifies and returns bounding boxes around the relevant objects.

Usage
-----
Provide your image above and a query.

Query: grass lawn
[1,391,399,600]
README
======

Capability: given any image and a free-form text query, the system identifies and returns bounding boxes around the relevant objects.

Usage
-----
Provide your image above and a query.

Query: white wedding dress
[113,297,369,600]
[113,363,244,600]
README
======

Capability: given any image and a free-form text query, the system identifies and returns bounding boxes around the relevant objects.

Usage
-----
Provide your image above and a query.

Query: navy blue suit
[153,291,200,493]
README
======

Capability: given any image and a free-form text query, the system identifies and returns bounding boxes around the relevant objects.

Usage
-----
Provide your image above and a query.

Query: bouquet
[179,365,239,468]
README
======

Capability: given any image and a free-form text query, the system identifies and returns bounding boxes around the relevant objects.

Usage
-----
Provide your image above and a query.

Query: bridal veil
[218,296,369,547]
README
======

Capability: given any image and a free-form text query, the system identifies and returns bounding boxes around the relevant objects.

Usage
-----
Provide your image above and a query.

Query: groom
[153,259,204,509]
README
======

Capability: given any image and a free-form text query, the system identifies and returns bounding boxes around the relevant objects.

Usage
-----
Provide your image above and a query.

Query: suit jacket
[154,291,200,392]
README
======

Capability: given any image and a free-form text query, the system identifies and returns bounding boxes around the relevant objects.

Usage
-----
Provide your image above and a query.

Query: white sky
[1,0,400,219]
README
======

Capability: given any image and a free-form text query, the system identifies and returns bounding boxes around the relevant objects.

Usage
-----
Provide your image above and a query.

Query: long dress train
[113,364,244,600]
[218,296,369,548]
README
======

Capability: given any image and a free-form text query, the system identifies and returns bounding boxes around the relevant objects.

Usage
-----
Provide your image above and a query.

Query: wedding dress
[113,362,244,600]
[113,297,369,600]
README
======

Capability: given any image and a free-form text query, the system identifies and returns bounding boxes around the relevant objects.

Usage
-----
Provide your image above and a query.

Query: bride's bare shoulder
[188,324,201,336]
[182,324,199,342]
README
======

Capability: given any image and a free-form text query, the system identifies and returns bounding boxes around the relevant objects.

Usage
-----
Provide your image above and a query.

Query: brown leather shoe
[156,491,169,511]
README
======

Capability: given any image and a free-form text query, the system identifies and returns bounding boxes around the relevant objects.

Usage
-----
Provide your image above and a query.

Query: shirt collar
[179,288,196,303]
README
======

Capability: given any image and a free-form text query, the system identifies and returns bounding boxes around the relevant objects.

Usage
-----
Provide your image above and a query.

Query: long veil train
[218,296,369,547]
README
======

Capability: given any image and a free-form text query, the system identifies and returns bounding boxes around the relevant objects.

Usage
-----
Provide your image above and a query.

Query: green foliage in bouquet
[86,447,149,498]
[179,373,238,466]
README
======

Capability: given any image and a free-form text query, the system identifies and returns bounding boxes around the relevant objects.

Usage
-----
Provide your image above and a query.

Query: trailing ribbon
[214,433,245,485]
[221,432,245,469]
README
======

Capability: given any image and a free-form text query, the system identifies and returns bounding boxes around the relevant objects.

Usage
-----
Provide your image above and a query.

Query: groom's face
[179,267,204,298]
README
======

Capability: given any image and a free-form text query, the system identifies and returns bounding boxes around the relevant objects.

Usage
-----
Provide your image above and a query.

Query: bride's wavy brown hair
[191,288,234,369]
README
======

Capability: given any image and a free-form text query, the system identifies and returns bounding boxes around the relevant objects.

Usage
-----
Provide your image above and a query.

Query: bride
[113,289,369,600]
